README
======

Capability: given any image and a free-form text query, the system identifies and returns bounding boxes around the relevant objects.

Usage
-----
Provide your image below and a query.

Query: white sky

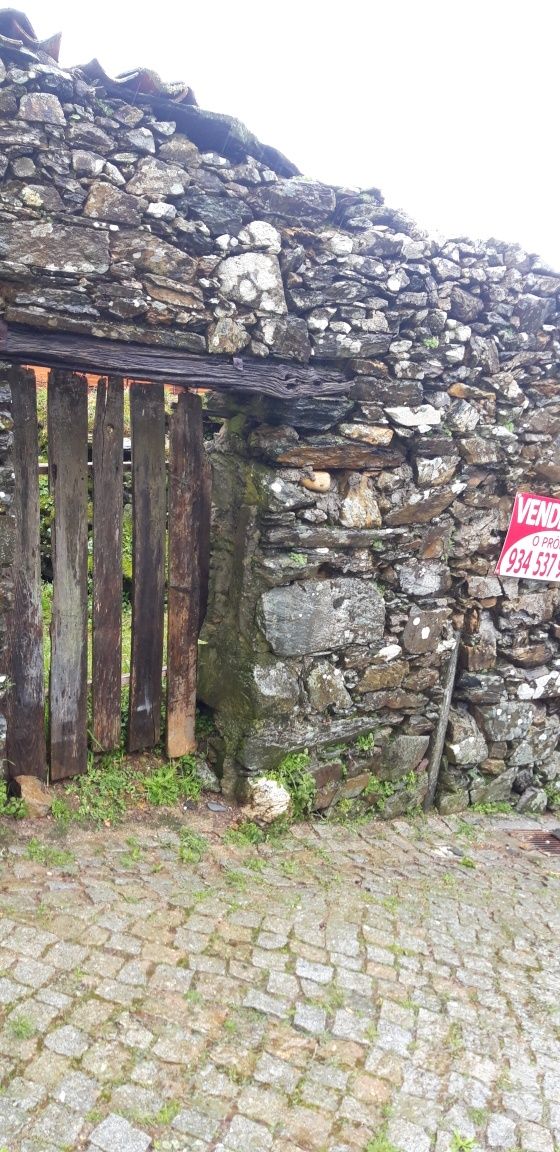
[18,0,560,270]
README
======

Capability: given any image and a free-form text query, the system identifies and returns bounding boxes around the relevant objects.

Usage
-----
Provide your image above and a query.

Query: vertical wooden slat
[198,448,212,633]
[6,366,46,780]
[92,376,124,750]
[166,392,207,758]
[48,371,88,780]
[128,382,165,752]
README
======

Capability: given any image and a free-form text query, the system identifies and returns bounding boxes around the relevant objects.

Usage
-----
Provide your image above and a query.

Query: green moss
[227,413,247,437]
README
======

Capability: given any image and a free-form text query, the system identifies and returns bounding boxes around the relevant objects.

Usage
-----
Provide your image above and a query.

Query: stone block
[306,663,351,711]
[217,252,287,314]
[381,735,430,782]
[259,577,385,657]
[402,609,447,654]
[473,701,534,742]
[252,662,300,716]
[356,662,408,693]
[516,787,548,814]
[0,221,109,276]
[398,561,451,596]
[445,709,488,766]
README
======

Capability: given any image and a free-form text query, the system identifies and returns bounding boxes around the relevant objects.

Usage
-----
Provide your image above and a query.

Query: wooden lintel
[0,323,349,400]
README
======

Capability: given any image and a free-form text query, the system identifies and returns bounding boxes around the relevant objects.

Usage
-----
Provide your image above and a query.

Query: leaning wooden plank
[128,382,166,752]
[48,370,89,780]
[166,392,207,758]
[6,366,47,781]
[423,630,461,811]
[1,323,348,399]
[92,376,124,750]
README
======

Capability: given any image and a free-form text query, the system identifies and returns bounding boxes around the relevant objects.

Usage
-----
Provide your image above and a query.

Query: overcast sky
[19,0,560,269]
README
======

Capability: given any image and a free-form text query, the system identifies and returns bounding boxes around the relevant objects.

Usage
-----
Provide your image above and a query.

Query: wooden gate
[6,367,211,782]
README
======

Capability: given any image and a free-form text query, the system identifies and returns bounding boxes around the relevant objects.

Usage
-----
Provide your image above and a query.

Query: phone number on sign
[504,547,560,578]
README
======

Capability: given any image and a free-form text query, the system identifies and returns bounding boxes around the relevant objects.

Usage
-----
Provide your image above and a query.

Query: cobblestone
[0,810,558,1151]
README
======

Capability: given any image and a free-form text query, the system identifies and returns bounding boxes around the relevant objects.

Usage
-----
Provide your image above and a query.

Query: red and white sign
[496,492,560,582]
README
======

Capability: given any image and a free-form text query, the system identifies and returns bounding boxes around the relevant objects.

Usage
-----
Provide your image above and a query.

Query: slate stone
[183,187,250,235]
[398,561,451,596]
[258,315,311,362]
[473,702,535,742]
[445,708,488,765]
[402,609,447,654]
[252,662,300,716]
[0,221,109,275]
[253,176,336,225]
[450,285,484,322]
[306,662,352,711]
[259,578,385,657]
[19,92,65,125]
[516,787,546,815]
[84,182,143,225]
[126,156,188,198]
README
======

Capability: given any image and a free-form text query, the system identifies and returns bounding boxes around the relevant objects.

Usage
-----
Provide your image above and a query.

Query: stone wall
[0,35,559,814]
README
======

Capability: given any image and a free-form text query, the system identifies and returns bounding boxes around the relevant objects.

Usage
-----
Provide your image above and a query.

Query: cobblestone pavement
[0,809,559,1152]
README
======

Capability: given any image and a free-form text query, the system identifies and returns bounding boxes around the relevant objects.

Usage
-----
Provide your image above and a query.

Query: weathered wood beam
[0,323,349,400]
[48,370,89,781]
[92,377,124,751]
[128,383,166,753]
[166,391,204,758]
[6,366,47,781]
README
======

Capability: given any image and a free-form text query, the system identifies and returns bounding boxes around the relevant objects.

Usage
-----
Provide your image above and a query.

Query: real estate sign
[496,492,560,582]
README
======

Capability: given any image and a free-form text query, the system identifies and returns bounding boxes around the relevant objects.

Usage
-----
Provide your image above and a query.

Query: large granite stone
[217,252,287,313]
[259,578,385,657]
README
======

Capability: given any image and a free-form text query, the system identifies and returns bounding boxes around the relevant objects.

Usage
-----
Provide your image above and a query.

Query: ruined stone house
[0,9,559,816]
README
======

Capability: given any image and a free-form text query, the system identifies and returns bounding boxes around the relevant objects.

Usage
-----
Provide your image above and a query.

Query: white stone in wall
[385,405,442,430]
[415,455,460,487]
[245,777,291,824]
[216,252,287,314]
[237,221,282,253]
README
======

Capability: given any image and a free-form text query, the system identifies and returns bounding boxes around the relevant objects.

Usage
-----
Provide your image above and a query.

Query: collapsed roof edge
[0,7,300,177]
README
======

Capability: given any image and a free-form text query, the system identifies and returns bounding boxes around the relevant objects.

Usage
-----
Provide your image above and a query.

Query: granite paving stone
[0,811,558,1151]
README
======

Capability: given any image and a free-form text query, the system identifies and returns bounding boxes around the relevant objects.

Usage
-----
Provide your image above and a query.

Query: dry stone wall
[0,40,559,814]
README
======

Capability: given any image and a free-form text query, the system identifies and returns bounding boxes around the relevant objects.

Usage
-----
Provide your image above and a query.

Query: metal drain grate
[516,830,560,855]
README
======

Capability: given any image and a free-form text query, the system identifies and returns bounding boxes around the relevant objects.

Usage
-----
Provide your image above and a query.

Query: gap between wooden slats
[128,382,166,753]
[48,370,89,780]
[6,366,47,780]
[92,376,124,751]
